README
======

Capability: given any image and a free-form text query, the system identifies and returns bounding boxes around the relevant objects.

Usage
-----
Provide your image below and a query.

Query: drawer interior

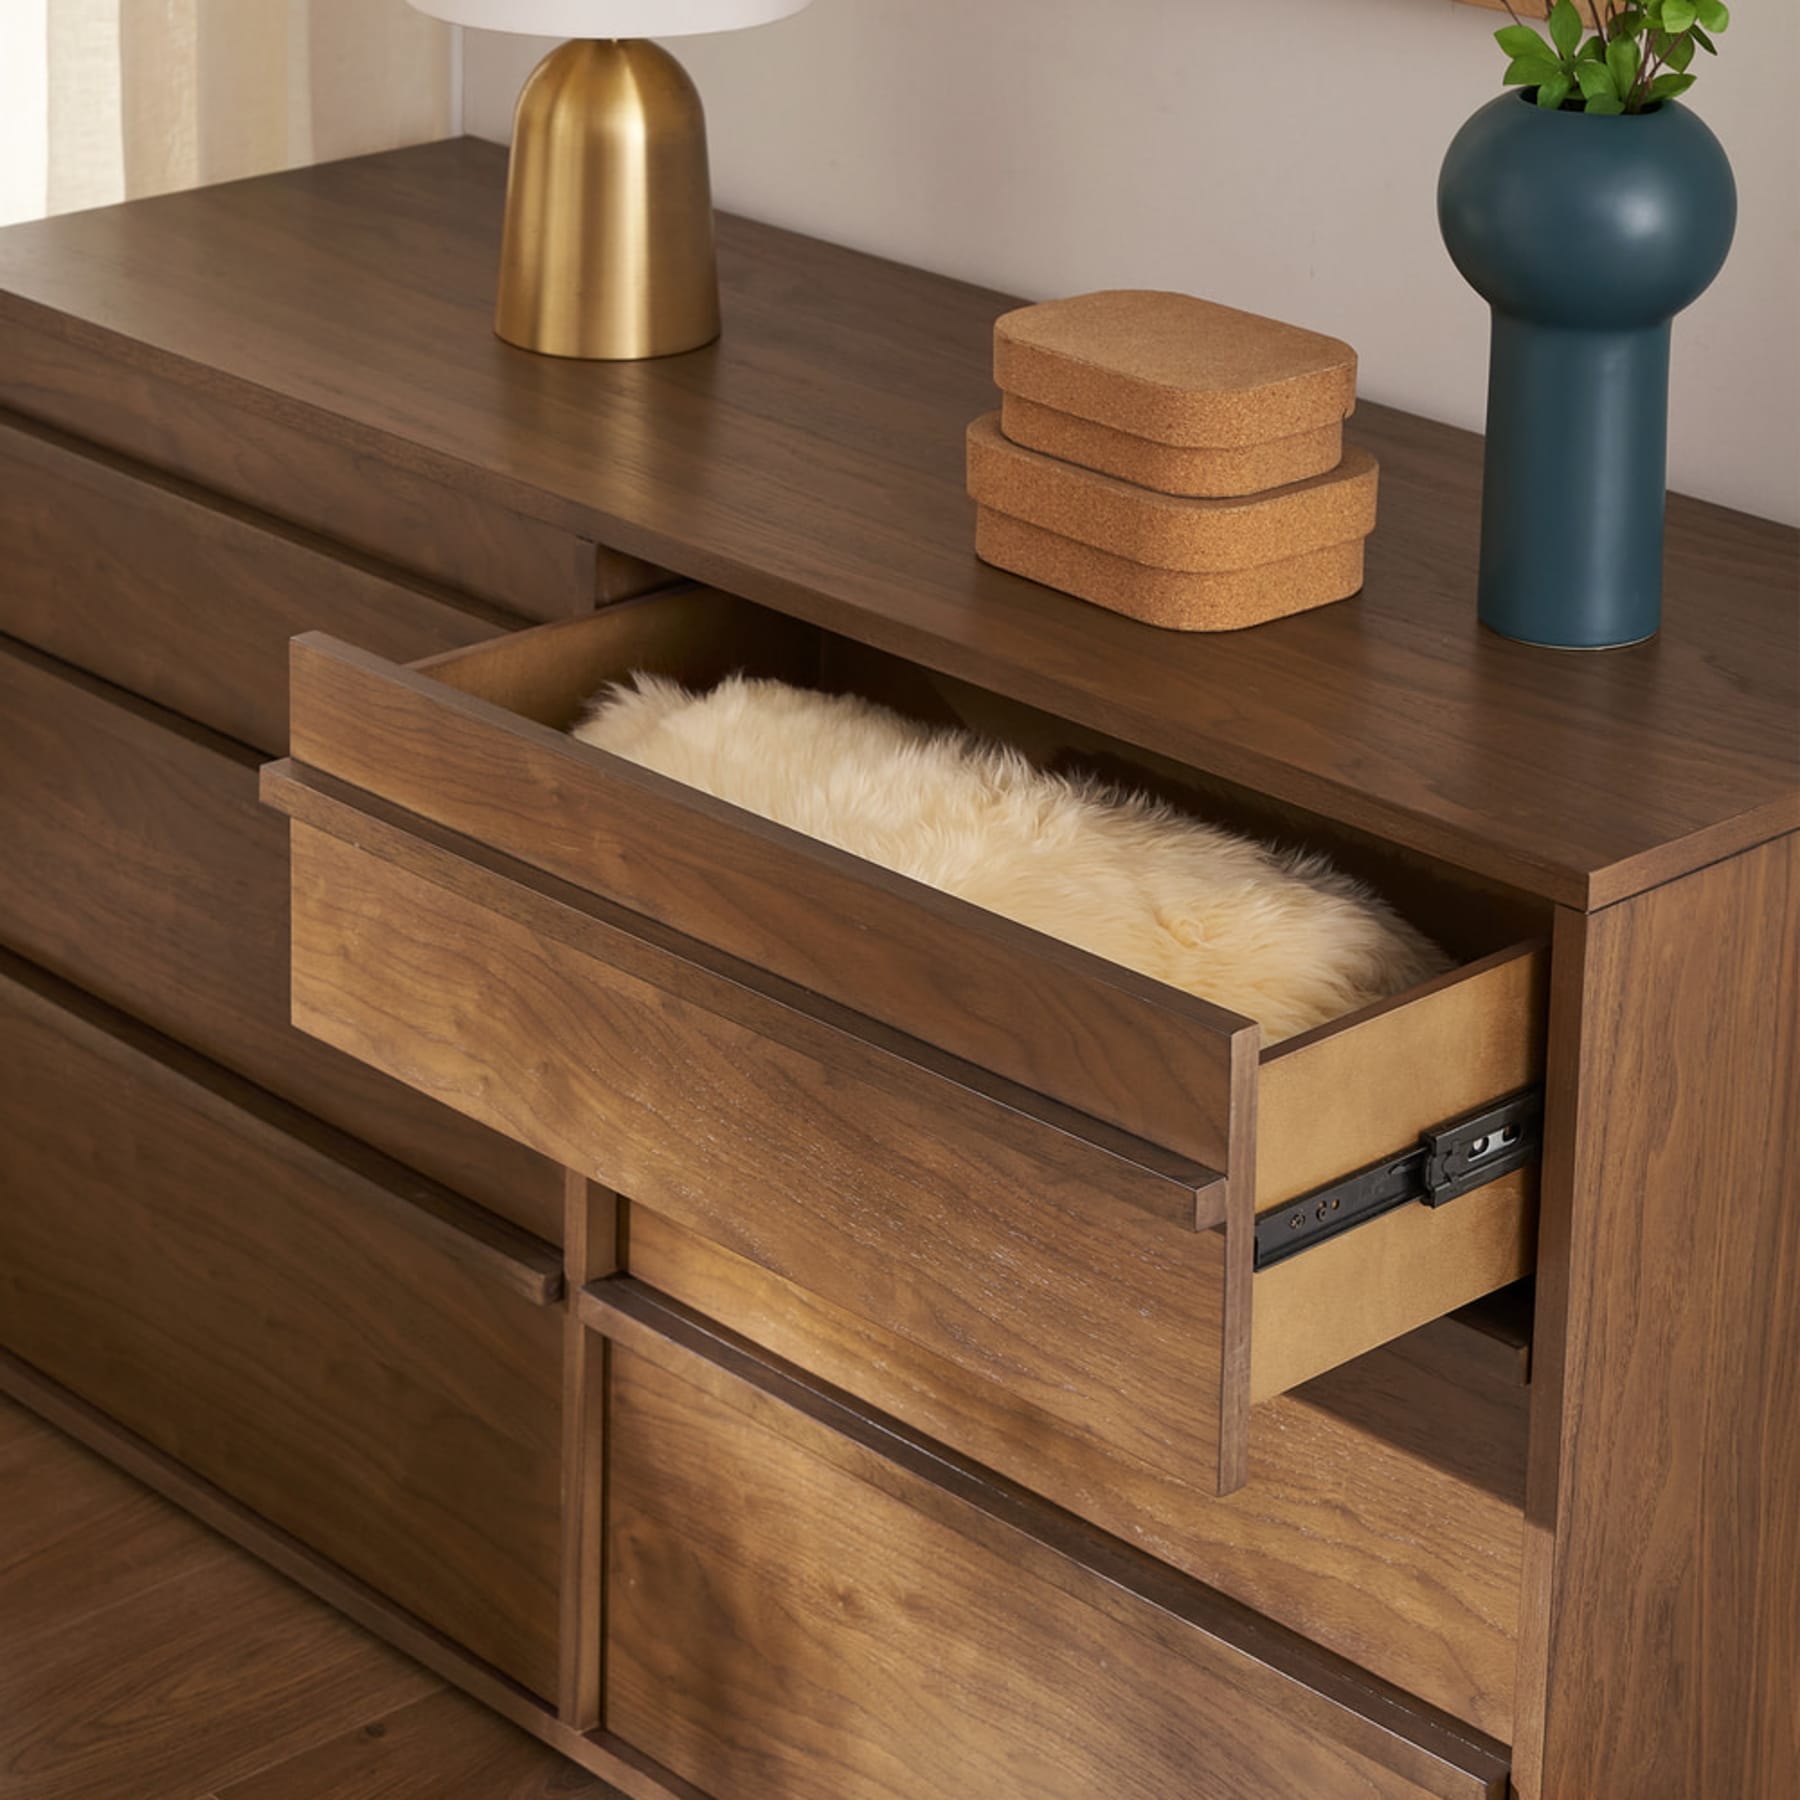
[417,586,1550,973]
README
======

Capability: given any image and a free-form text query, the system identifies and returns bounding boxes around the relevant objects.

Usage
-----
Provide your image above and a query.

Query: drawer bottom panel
[0,955,566,1697]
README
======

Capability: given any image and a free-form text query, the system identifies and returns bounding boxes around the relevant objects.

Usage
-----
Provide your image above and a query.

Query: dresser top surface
[0,135,1793,907]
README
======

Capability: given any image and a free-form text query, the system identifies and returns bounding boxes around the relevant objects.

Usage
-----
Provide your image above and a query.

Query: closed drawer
[0,326,666,623]
[0,636,564,1244]
[590,1279,1512,1800]
[626,1207,1529,1742]
[0,954,565,1696]
[269,588,1546,1500]
[0,414,521,755]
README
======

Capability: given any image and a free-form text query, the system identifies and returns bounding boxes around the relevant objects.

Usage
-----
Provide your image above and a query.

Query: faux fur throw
[573,675,1449,1042]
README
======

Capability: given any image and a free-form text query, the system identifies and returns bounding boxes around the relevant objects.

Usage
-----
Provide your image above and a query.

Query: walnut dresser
[0,139,1794,1800]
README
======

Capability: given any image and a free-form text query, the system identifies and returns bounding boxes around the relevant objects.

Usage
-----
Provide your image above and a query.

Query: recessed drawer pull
[1255,1088,1544,1271]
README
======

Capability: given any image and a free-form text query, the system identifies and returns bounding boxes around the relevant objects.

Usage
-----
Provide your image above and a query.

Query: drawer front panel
[289,606,1254,1181]
[0,323,662,621]
[0,415,519,755]
[0,640,565,1244]
[628,1205,1528,1742]
[285,600,1540,1278]
[0,958,565,1696]
[596,1281,1511,1800]
[285,815,1238,1489]
[274,765,1538,1507]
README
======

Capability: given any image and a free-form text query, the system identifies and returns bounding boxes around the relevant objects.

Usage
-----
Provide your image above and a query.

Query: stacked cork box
[967,290,1378,630]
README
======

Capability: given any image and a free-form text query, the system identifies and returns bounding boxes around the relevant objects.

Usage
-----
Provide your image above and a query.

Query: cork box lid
[993,290,1357,450]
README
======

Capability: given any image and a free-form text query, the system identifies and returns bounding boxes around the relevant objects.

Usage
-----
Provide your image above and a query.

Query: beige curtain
[3,0,452,225]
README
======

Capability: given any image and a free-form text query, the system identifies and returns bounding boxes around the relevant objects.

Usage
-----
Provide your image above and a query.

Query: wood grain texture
[0,317,655,623]
[1512,833,1800,1800]
[0,954,566,1695]
[0,636,565,1243]
[0,411,521,755]
[0,1407,226,1641]
[291,607,1254,1185]
[0,1357,700,1800]
[0,1397,626,1800]
[0,138,1789,904]
[274,755,1544,1495]
[278,801,1246,1492]
[212,1690,621,1799]
[0,1550,436,1800]
[595,1281,1512,1800]
[0,1400,441,1800]
[627,1203,1528,1740]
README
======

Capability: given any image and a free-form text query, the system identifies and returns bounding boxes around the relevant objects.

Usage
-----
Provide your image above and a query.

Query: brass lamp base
[496,38,720,360]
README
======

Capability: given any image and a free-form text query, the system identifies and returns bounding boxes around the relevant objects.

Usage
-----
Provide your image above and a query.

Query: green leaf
[1495,24,1549,57]
[1536,71,1574,110]
[1695,0,1728,30]
[1646,71,1698,100]
[1577,34,1605,62]
[1666,33,1695,72]
[1549,0,1584,59]
[1505,52,1566,88]
[1583,94,1627,114]
[1692,25,1718,53]
[1661,0,1697,31]
[1616,7,1647,35]
[1607,34,1641,92]
[1576,59,1621,100]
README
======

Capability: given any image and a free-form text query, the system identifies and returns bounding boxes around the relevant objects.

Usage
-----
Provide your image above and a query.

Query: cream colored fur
[573,675,1449,1041]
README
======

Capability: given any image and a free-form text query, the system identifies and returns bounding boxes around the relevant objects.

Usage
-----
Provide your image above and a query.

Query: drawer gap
[1255,1088,1543,1271]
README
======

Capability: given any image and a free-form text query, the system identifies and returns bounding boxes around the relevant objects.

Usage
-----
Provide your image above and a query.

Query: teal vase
[1438,92,1735,648]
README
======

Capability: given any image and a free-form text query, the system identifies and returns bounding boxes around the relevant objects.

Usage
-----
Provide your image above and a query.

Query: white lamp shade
[407,0,810,36]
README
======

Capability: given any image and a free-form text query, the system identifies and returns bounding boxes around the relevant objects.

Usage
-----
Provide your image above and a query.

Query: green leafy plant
[1496,0,1730,113]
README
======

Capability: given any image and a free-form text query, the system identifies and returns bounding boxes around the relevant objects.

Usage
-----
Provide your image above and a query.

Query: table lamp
[410,2,811,359]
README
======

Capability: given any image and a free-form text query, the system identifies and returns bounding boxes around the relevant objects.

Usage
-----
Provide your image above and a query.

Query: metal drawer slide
[1253,1088,1544,1271]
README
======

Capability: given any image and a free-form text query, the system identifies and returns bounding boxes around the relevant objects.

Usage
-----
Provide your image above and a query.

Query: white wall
[465,0,1798,524]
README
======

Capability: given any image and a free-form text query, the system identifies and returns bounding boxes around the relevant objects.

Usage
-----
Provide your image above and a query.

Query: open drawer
[264,586,1547,1497]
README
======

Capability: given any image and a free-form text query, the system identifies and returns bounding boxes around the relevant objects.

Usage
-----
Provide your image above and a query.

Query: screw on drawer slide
[1252,1087,1544,1271]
